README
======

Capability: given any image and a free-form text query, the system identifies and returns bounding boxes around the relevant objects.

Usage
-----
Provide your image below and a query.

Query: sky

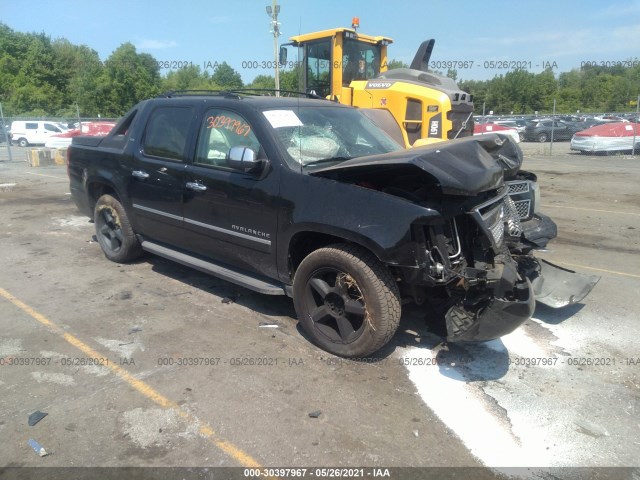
[1,0,639,83]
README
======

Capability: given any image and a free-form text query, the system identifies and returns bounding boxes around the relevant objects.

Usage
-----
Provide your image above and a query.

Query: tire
[293,244,401,357]
[537,133,548,143]
[18,138,29,147]
[94,194,142,263]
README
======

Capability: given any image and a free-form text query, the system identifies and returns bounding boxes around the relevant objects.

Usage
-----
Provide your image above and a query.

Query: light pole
[266,1,281,96]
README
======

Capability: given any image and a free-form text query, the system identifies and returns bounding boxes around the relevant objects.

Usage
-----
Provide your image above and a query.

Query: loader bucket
[531,259,600,308]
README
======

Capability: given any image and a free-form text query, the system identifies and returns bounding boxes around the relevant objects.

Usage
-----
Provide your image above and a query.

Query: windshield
[263,106,402,170]
[342,38,381,85]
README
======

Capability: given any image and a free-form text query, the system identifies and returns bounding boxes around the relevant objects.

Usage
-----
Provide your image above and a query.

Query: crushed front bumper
[444,259,535,343]
[443,255,599,343]
[445,278,535,342]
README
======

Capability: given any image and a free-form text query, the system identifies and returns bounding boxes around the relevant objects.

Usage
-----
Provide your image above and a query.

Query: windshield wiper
[304,156,352,167]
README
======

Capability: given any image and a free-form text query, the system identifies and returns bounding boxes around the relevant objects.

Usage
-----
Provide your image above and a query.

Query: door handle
[132,170,150,180]
[185,182,207,192]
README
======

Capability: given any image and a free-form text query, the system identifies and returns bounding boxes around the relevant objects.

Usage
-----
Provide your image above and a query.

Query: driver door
[182,108,281,280]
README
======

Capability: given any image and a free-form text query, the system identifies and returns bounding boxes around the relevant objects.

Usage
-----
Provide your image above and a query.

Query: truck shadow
[533,302,585,325]
[390,306,511,382]
[146,254,297,319]
[144,254,556,381]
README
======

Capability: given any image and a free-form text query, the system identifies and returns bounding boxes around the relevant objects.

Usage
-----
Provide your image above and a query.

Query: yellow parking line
[540,261,640,279]
[23,172,68,180]
[541,203,640,217]
[0,286,263,468]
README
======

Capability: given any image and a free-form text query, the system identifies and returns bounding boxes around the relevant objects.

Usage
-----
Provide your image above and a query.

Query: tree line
[1,23,638,119]
[458,64,640,115]
[0,23,300,118]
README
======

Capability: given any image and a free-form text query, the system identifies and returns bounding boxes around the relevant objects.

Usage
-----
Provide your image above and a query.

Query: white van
[9,121,68,147]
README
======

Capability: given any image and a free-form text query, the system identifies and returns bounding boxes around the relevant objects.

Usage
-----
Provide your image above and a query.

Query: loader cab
[281,26,474,146]
[284,28,391,100]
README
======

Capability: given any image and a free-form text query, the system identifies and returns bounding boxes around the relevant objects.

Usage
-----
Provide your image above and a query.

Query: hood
[310,134,520,196]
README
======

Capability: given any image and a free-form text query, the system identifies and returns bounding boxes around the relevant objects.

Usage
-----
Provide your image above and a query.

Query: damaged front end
[311,134,599,343]
[407,185,599,342]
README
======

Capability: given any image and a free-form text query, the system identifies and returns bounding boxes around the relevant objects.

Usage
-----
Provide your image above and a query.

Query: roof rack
[158,89,325,100]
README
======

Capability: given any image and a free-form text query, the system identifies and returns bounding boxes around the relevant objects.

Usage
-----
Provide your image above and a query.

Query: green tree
[96,42,161,116]
[3,28,65,114]
[386,59,408,70]
[210,62,243,89]
[280,66,302,92]
[162,65,215,91]
[52,38,104,116]
[247,74,276,90]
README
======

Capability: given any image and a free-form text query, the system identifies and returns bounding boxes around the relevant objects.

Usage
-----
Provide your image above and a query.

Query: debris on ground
[574,419,610,438]
[27,439,48,457]
[308,410,322,418]
[258,322,279,328]
[221,293,240,304]
[28,411,48,426]
[128,326,142,335]
[413,430,419,438]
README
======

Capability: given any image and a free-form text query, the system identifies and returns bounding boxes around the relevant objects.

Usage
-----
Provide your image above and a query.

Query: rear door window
[142,106,194,161]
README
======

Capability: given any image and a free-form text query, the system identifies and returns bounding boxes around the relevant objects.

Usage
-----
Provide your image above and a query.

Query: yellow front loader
[279,20,474,147]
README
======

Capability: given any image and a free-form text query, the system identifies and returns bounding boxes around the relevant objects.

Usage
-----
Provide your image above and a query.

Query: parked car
[67,93,598,357]
[491,120,529,140]
[571,122,640,154]
[473,122,520,143]
[523,120,584,142]
[45,122,116,149]
[9,120,67,147]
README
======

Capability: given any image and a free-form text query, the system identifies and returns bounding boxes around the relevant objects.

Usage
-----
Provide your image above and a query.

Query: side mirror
[227,146,263,172]
[279,46,288,66]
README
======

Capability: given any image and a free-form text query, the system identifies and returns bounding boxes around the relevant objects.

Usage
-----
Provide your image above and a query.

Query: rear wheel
[94,194,142,263]
[537,133,548,143]
[293,244,401,357]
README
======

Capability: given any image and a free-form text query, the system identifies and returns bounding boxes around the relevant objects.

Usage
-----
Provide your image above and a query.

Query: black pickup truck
[68,92,598,357]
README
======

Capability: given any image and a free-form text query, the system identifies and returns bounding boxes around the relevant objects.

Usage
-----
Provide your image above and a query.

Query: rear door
[552,121,569,140]
[128,105,197,245]
[182,107,281,280]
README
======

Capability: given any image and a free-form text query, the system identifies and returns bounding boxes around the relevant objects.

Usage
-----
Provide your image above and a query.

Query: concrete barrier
[27,148,53,167]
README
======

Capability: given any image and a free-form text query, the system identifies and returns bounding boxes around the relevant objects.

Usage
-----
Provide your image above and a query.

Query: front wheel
[18,138,29,147]
[293,244,401,357]
[537,133,548,143]
[94,194,142,263]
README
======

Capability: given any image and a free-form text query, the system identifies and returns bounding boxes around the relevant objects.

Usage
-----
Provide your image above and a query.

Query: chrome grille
[469,187,508,252]
[506,180,533,220]
[488,207,505,246]
[503,196,523,237]
[513,200,531,219]
[507,181,530,194]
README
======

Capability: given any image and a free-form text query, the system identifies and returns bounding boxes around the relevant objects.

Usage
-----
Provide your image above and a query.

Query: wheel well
[88,183,118,210]
[288,231,383,279]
